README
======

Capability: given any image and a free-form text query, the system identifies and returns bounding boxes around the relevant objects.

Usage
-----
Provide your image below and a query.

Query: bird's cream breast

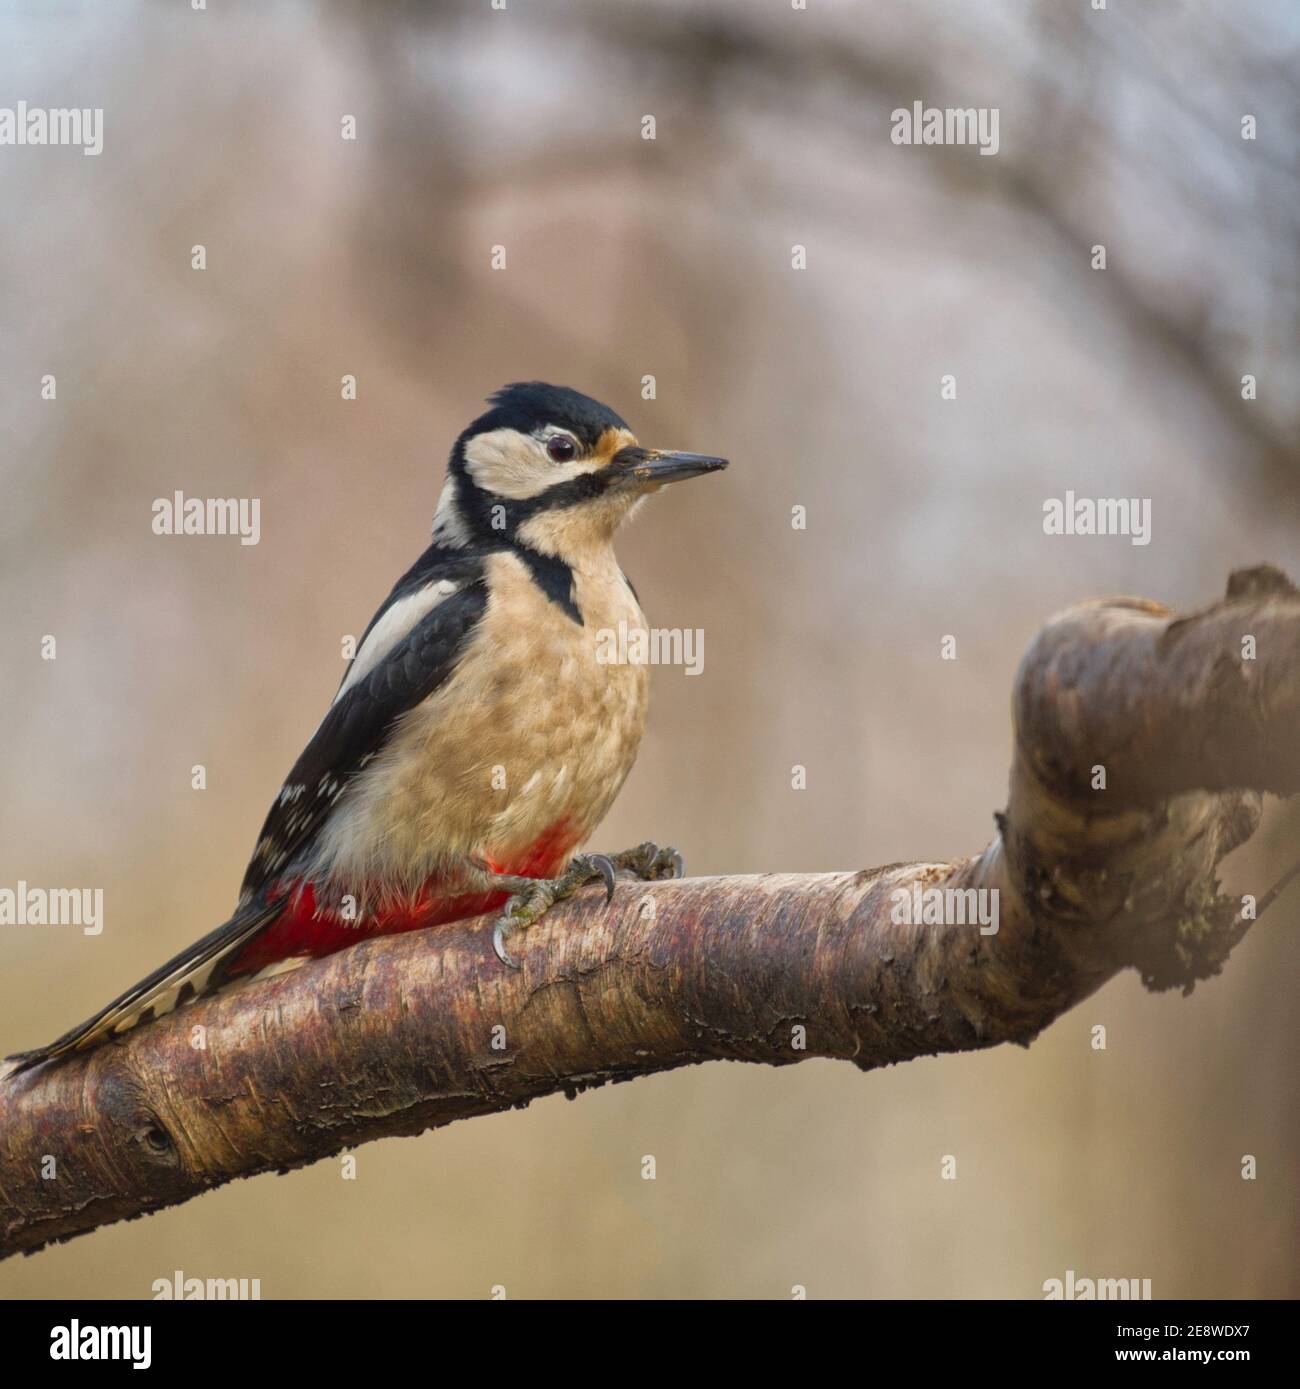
[312,549,649,891]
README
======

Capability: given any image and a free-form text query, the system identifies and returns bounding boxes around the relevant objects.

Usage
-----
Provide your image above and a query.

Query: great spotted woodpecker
[5,383,727,1074]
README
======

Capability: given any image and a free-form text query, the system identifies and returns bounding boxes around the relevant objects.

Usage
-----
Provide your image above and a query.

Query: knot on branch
[1224,562,1299,602]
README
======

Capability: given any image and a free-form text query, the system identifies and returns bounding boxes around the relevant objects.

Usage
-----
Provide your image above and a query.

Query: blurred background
[1,0,1297,1298]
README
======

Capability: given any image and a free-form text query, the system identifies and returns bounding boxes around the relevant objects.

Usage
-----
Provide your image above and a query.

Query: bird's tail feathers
[1,899,284,1079]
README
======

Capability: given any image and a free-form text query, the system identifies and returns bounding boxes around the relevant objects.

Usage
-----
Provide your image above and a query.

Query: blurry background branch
[2,566,1295,1260]
[348,1,1300,494]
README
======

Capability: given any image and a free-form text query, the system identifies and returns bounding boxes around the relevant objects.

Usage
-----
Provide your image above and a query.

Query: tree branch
[1,566,1297,1259]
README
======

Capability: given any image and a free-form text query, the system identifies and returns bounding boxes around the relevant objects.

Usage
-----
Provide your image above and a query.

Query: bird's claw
[660,847,685,879]
[492,917,519,970]
[488,843,683,967]
[490,851,622,968]
[607,841,685,881]
[589,853,617,902]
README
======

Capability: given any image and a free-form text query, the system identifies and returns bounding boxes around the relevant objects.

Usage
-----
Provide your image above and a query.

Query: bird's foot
[602,840,685,882]
[490,842,684,968]
[492,853,616,969]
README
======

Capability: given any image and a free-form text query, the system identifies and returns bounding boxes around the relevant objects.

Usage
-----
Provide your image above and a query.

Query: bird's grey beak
[611,446,730,487]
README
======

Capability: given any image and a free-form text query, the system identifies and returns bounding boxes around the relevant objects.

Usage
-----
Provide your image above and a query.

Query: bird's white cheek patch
[462,427,598,499]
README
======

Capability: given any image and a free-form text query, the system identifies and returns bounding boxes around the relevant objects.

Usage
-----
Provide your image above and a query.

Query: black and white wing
[239,546,490,899]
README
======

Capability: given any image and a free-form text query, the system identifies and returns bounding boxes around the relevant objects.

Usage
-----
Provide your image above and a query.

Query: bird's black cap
[462,382,630,452]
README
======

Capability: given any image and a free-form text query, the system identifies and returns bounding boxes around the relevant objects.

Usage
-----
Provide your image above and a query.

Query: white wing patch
[335,578,461,704]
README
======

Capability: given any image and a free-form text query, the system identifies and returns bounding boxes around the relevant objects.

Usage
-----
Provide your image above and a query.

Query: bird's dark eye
[546,435,577,463]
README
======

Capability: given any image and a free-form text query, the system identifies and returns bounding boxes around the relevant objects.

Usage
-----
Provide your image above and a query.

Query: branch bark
[2,566,1297,1259]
